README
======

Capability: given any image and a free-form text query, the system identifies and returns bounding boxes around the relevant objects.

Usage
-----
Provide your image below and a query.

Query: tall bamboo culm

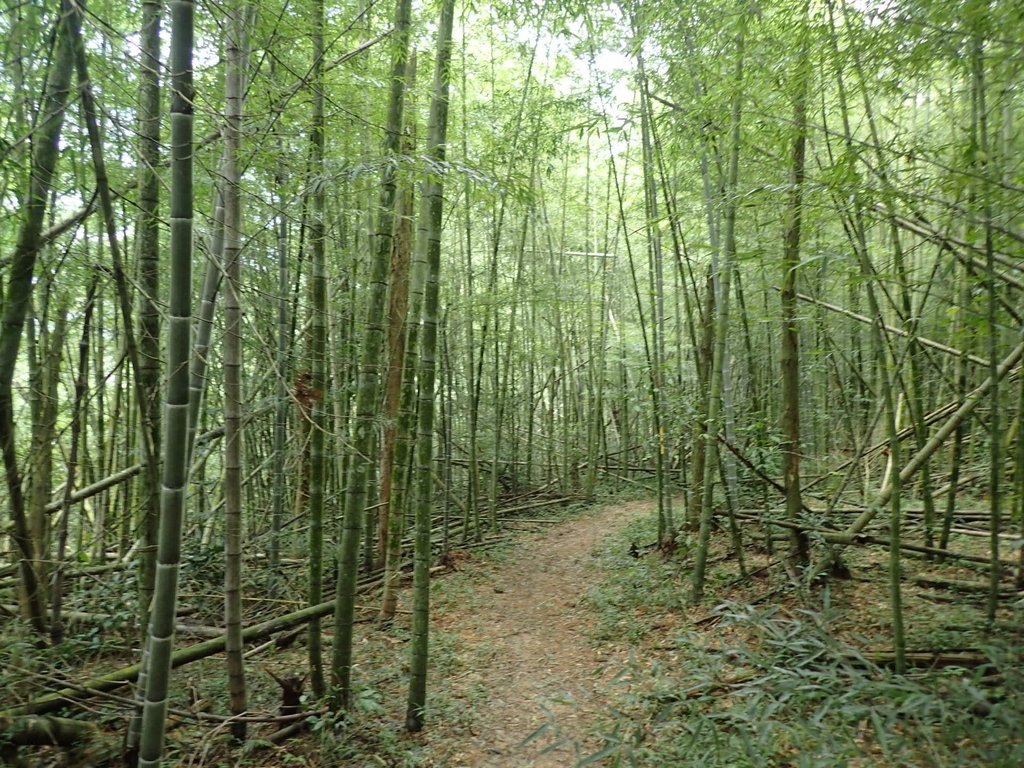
[222,0,248,739]
[137,0,194,763]
[331,0,413,708]
[306,0,327,701]
[407,0,456,732]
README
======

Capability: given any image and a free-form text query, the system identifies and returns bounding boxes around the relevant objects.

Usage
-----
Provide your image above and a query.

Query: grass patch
[597,605,1024,766]
[585,514,688,643]
[581,518,1024,768]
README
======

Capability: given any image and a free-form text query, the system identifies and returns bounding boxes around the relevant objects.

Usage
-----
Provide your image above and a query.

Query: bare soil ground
[417,499,654,767]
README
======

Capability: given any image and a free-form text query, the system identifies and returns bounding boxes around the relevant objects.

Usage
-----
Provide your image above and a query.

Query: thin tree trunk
[939,271,970,553]
[460,41,482,541]
[68,1,161,629]
[380,201,427,622]
[971,19,1001,624]
[842,0,939,555]
[1014,364,1024,590]
[270,59,290,577]
[0,0,77,634]
[136,0,162,629]
[50,275,99,641]
[636,46,674,543]
[26,294,66,623]
[186,200,224,470]
[379,56,417,620]
[781,25,810,567]
[868,310,907,674]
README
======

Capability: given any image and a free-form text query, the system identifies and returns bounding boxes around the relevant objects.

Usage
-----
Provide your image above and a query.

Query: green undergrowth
[254,623,466,767]
[582,518,1024,768]
[600,605,1024,767]
[585,514,689,643]
[0,492,622,766]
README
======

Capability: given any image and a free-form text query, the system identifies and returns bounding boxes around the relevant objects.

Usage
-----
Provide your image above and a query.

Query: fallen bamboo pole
[0,714,97,747]
[738,512,1017,568]
[837,337,1024,542]
[0,580,378,718]
[43,464,143,515]
[2,491,576,718]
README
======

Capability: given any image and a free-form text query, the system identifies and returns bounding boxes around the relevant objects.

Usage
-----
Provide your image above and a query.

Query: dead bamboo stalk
[802,338,1024,569]
[43,464,143,515]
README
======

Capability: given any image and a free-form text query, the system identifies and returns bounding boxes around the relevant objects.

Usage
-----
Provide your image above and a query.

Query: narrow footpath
[419,499,653,767]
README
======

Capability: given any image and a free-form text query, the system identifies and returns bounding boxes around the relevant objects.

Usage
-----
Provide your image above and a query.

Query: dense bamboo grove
[1,0,1023,762]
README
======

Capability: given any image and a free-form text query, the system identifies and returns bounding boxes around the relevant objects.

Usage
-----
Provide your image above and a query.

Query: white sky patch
[581,47,635,128]
[524,14,637,129]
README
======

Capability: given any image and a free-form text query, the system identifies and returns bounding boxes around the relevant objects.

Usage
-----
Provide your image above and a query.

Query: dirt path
[419,499,653,767]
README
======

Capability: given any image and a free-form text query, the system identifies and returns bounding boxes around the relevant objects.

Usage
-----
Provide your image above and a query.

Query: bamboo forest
[2,0,1024,764]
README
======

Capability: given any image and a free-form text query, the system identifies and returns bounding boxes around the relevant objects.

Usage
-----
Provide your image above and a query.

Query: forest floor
[415,497,654,767]
[7,493,1024,766]
[406,494,1024,768]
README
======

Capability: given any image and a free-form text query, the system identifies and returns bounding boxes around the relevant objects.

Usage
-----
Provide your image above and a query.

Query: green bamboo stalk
[583,159,614,500]
[853,252,909,675]
[270,57,290,577]
[407,0,455,731]
[67,0,161,629]
[488,209,530,527]
[378,51,417,573]
[971,15,1002,624]
[439,314,455,557]
[842,0,938,555]
[185,197,224,469]
[1015,366,1024,590]
[380,75,417,621]
[331,0,413,708]
[459,33,482,540]
[222,0,248,739]
[136,0,163,630]
[307,0,327,701]
[473,32,539,538]
[380,175,428,619]
[636,46,674,543]
[939,274,969,554]
[649,101,699,518]
[780,17,810,567]
[26,293,66,624]
[50,274,99,640]
[137,0,194,763]
[692,6,748,602]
